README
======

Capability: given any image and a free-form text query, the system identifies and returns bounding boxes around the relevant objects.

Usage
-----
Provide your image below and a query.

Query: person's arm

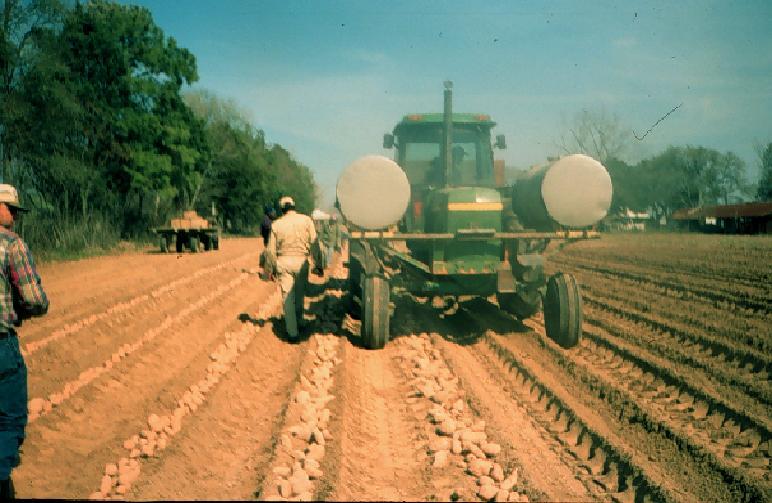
[9,238,48,319]
[263,229,278,278]
[308,219,324,274]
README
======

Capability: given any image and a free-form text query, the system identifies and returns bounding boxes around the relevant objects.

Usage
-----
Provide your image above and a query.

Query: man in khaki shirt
[264,196,321,339]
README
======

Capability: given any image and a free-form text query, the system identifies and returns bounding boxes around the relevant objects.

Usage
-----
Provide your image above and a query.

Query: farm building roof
[672,201,772,220]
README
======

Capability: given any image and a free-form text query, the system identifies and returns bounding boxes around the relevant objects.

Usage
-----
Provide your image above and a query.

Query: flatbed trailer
[154,226,220,253]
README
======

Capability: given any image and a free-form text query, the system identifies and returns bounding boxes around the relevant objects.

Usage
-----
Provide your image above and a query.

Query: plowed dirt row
[23,240,259,342]
[13,239,265,499]
[325,339,432,501]
[26,264,251,405]
[128,323,303,500]
[432,336,593,501]
[552,234,772,287]
[583,303,771,417]
[11,234,769,501]
[549,256,770,313]
[555,263,771,352]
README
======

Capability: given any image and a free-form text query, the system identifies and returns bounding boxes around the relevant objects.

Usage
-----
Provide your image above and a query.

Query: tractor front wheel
[543,273,583,348]
[361,275,390,350]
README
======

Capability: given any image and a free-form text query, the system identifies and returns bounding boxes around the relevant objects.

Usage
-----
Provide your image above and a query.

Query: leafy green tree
[185,89,317,233]
[62,1,203,229]
[3,1,317,251]
[633,146,748,211]
[605,157,640,211]
[0,0,66,182]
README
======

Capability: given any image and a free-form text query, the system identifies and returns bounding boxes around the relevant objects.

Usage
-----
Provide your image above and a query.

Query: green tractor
[337,82,611,350]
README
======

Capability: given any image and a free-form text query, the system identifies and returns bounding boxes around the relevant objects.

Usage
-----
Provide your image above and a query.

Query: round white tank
[337,155,411,230]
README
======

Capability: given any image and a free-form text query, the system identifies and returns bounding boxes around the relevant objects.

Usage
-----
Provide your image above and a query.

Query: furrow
[426,334,596,502]
[87,289,285,499]
[556,262,770,353]
[27,272,250,423]
[550,257,769,313]
[581,292,771,386]
[478,333,671,503]
[580,304,771,408]
[258,334,341,501]
[21,252,255,357]
[520,318,770,501]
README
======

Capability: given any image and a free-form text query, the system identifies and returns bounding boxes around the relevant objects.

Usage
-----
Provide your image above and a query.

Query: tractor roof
[394,113,496,130]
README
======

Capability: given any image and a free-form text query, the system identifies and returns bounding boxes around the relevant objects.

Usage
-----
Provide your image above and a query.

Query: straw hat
[0,184,27,212]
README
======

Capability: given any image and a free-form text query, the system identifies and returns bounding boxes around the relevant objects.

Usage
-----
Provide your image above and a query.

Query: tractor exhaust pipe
[443,81,453,188]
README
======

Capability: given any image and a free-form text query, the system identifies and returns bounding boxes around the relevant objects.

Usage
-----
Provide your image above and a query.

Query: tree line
[0,0,316,256]
[557,108,772,215]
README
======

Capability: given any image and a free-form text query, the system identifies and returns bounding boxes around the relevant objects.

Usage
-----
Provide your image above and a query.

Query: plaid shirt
[0,226,48,332]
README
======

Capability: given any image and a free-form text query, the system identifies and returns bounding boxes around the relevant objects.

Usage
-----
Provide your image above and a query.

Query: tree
[0,0,66,182]
[633,146,749,211]
[714,151,748,205]
[756,142,772,201]
[604,157,646,212]
[185,89,318,233]
[17,0,206,233]
[557,108,630,163]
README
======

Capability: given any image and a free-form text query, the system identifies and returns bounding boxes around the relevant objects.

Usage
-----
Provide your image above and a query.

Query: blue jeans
[0,333,26,480]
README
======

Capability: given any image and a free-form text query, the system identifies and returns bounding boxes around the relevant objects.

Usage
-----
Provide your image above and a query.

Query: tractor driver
[264,196,322,339]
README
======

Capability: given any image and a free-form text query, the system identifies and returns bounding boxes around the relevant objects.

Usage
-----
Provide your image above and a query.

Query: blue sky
[128,0,772,206]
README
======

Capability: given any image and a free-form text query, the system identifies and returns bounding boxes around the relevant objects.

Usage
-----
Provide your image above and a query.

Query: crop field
[10,234,771,502]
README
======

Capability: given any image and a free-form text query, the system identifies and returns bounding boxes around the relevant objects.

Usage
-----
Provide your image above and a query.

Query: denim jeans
[0,333,26,480]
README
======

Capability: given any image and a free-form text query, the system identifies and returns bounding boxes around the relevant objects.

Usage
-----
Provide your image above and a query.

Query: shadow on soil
[247,267,533,349]
[389,294,531,347]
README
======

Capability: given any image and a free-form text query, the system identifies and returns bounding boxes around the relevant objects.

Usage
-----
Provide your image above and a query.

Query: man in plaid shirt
[0,184,48,500]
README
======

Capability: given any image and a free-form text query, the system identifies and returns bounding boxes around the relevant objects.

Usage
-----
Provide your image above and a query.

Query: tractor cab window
[403,142,441,186]
[398,126,493,187]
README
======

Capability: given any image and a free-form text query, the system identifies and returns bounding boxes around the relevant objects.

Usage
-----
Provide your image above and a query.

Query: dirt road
[10,235,771,502]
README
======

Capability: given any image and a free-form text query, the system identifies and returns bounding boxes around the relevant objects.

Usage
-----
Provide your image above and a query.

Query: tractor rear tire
[543,273,583,348]
[497,289,542,319]
[361,276,390,350]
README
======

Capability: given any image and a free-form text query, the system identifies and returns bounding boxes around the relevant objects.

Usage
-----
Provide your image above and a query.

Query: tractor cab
[386,114,506,233]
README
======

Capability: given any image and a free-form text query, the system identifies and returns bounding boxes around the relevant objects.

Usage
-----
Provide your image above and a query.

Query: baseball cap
[279,196,295,207]
[0,184,27,212]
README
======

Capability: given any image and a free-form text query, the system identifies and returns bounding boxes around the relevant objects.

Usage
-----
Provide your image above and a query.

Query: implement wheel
[361,275,390,350]
[543,273,583,348]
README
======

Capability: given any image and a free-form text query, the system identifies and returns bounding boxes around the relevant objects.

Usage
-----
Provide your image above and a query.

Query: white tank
[337,155,411,230]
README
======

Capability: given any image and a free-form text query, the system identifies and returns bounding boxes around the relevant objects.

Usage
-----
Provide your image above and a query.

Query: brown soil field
[9,233,771,502]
